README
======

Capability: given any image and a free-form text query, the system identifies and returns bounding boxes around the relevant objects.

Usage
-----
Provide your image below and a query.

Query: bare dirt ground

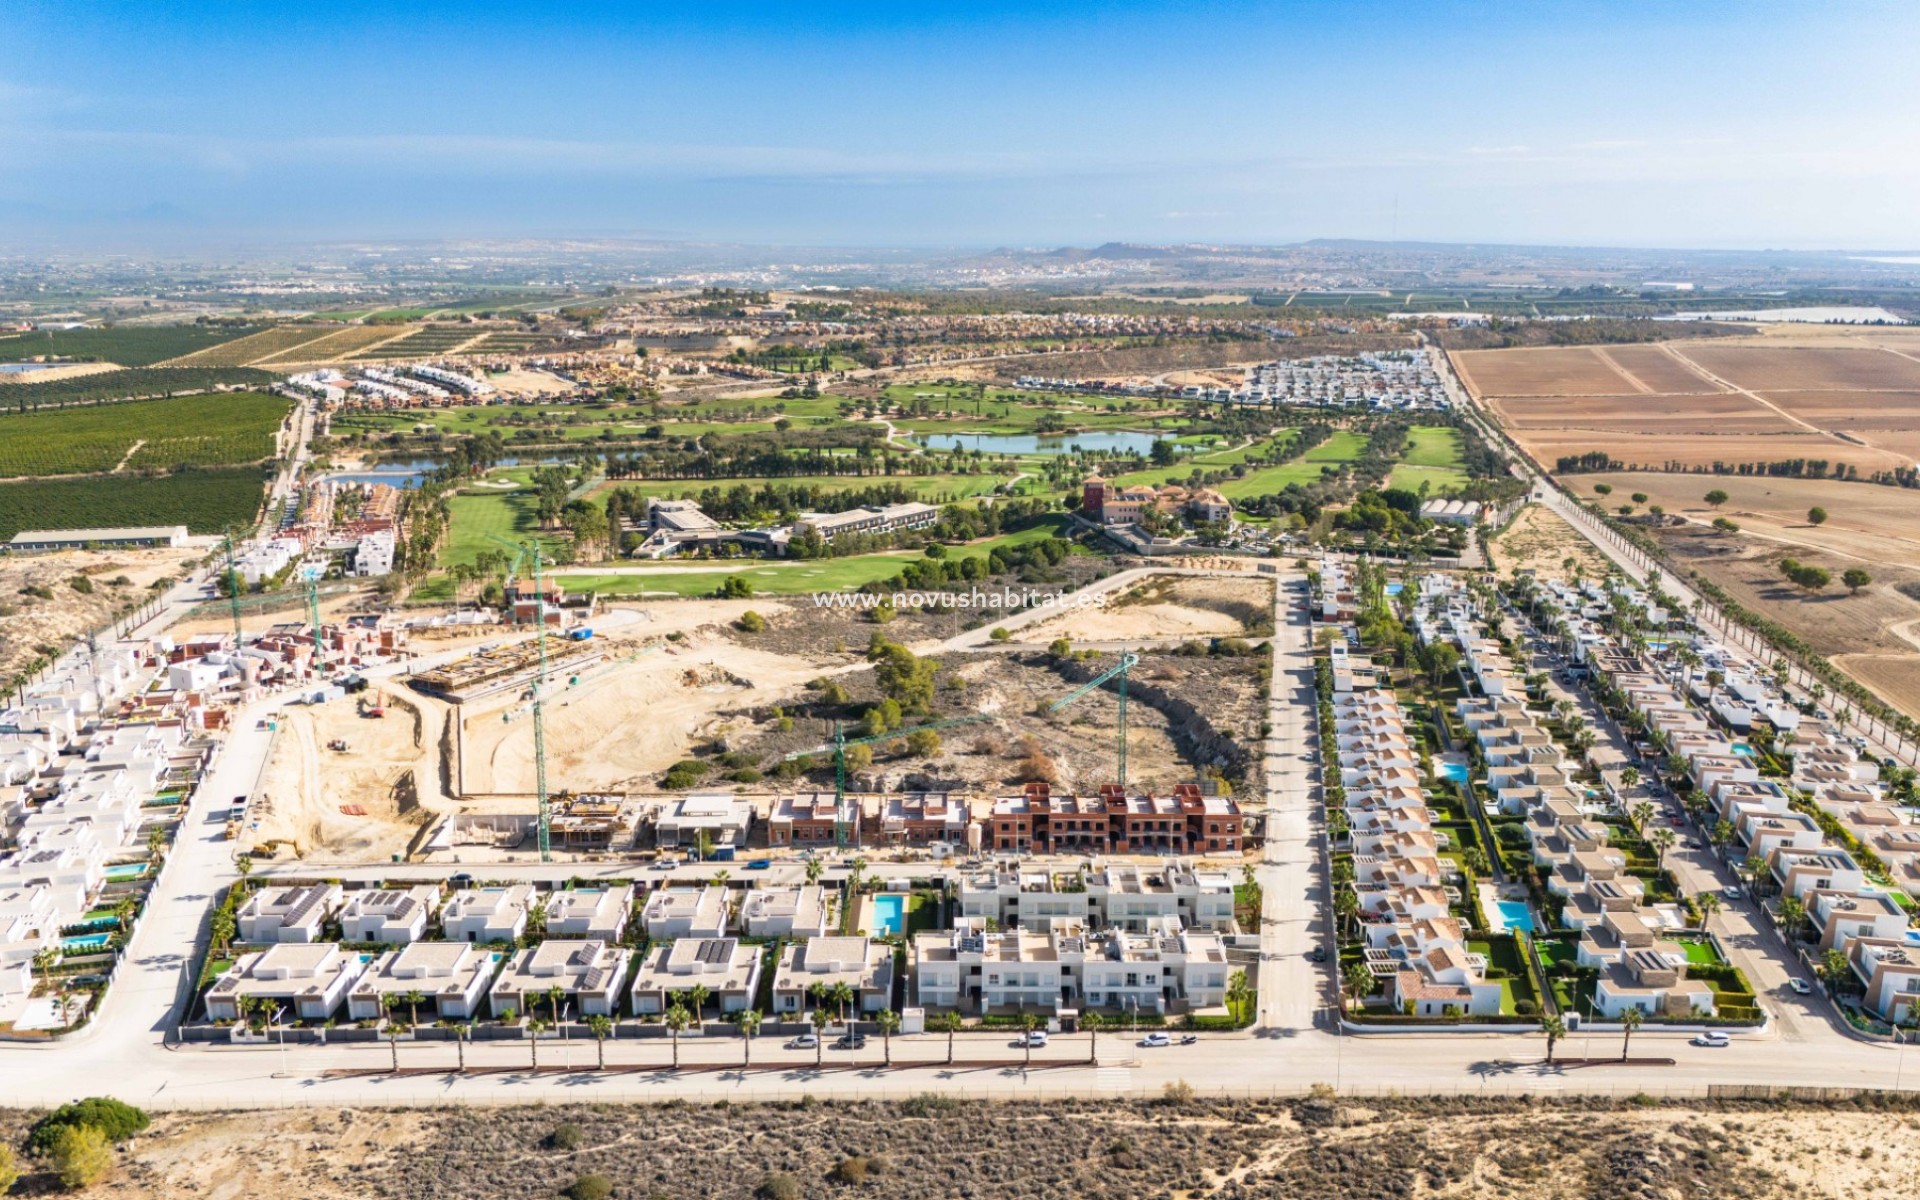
[251,687,441,862]
[715,640,1268,802]
[1012,574,1273,644]
[1640,513,1920,720]
[0,547,196,683]
[9,1096,1920,1200]
[1584,472,1920,573]
[1491,503,1614,580]
[1461,337,1920,473]
[459,599,829,795]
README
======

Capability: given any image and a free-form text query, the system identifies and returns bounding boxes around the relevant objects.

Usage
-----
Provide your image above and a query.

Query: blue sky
[4,1,1917,250]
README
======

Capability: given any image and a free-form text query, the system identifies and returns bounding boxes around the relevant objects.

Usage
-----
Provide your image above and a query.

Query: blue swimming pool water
[1384,582,1405,596]
[872,893,906,936]
[1438,761,1470,784]
[1731,743,1756,758]
[103,863,149,881]
[61,933,112,952]
[1495,901,1535,933]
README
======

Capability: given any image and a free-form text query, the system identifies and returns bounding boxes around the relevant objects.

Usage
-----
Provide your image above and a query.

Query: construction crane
[489,534,552,862]
[784,711,997,849]
[219,531,245,648]
[304,576,326,675]
[1048,650,1139,792]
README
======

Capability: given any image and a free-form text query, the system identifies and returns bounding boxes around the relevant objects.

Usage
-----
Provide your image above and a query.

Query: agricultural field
[1457,336,1920,474]
[0,324,255,366]
[0,366,278,411]
[345,323,489,359]
[254,325,413,364]
[0,391,291,477]
[0,467,269,539]
[1587,470,1920,718]
[162,324,340,366]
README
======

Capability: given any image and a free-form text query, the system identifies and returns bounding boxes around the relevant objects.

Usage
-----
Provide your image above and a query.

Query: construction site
[243,573,1274,867]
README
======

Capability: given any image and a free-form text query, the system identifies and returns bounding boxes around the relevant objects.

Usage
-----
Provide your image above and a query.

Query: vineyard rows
[255,325,410,363]
[162,325,340,366]
[346,323,485,359]
[0,391,292,477]
[0,325,255,367]
[0,468,269,539]
[0,367,278,412]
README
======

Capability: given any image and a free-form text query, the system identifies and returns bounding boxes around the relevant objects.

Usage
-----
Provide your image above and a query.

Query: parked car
[786,1034,818,1049]
[1789,978,1813,996]
[1667,816,1686,827]
[448,872,475,889]
[1691,1032,1730,1047]
[832,1034,868,1050]
[1139,1032,1171,1048]
[1016,1030,1048,1048]
[1307,945,1328,963]
[1724,886,1745,900]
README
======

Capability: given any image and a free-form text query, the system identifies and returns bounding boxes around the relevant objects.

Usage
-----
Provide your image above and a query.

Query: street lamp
[272,1004,289,1076]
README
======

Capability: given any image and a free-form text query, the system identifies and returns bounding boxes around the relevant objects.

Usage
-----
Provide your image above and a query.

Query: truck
[567,627,594,641]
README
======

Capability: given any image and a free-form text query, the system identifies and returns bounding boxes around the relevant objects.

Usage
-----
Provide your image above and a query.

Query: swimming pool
[1731,743,1756,758]
[1384,582,1405,596]
[103,863,150,882]
[1438,761,1470,785]
[61,933,112,952]
[1494,901,1536,934]
[872,893,906,936]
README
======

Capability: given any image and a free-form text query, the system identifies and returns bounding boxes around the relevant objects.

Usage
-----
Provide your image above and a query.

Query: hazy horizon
[6,1,1918,252]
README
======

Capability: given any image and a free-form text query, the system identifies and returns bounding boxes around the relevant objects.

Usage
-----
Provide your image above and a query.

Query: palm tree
[1820,948,1851,998]
[1018,1011,1041,1068]
[545,984,566,1029]
[663,1004,690,1069]
[807,980,829,1016]
[875,1008,900,1067]
[1541,1013,1566,1065]
[1082,1010,1105,1065]
[830,981,855,1024]
[452,1020,471,1073]
[1334,889,1361,941]
[809,1007,831,1067]
[1694,891,1722,933]
[935,1010,962,1065]
[1650,828,1676,867]
[1629,801,1653,832]
[402,989,427,1029]
[1343,962,1374,1012]
[735,1009,762,1068]
[804,857,825,886]
[585,1014,613,1070]
[1777,896,1806,943]
[848,856,869,896]
[31,946,58,993]
[1619,1006,1643,1062]
[685,983,711,1024]
[712,869,731,888]
[1743,855,1768,896]
[527,1017,548,1072]
[1225,969,1252,1025]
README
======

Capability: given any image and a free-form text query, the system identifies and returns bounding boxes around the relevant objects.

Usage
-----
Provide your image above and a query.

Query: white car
[1788,978,1813,996]
[1723,886,1745,900]
[1139,1032,1171,1048]
[785,1034,819,1049]
[1690,1032,1730,1047]
[1016,1031,1048,1048]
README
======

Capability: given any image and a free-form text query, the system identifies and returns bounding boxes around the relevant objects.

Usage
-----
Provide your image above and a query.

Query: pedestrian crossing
[1094,1066,1133,1091]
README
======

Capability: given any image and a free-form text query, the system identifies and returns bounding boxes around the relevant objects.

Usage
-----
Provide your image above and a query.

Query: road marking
[1094,1066,1133,1090]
